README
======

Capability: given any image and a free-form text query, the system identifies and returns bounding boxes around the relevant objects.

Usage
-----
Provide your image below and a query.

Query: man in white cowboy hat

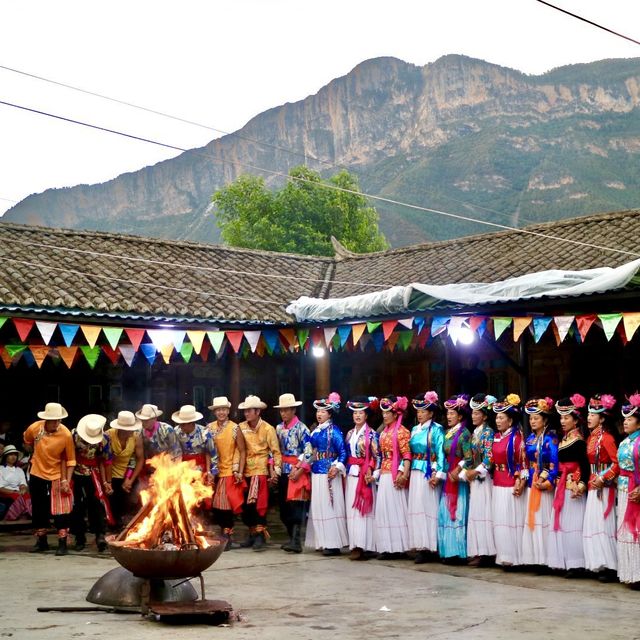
[238,395,282,551]
[207,396,246,550]
[135,404,181,471]
[172,405,217,481]
[69,414,113,552]
[23,402,76,555]
[106,411,144,529]
[0,444,31,521]
[274,393,311,553]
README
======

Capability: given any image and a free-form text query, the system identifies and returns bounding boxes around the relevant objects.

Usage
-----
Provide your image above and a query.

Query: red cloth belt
[282,455,299,465]
[347,456,365,466]
[553,461,579,531]
[620,469,640,540]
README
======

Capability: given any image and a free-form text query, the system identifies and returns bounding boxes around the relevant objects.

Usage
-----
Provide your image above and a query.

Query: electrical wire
[1,98,638,260]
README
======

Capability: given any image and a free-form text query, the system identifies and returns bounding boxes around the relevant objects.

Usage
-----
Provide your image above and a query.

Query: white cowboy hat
[208,396,232,410]
[76,414,107,445]
[1,445,20,459]
[273,393,302,409]
[237,395,267,410]
[135,404,163,420]
[172,405,204,424]
[110,410,142,431]
[37,402,68,421]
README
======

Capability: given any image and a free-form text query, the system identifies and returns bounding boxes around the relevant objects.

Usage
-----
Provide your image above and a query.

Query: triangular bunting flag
[431,317,449,337]
[22,350,35,367]
[623,312,640,341]
[532,317,552,343]
[59,324,80,347]
[551,322,561,346]
[57,346,78,368]
[147,329,171,350]
[512,317,532,342]
[226,331,244,354]
[382,320,397,341]
[554,316,574,343]
[180,342,194,363]
[170,331,186,353]
[397,331,414,351]
[186,330,206,354]
[469,316,485,334]
[101,345,121,365]
[159,343,174,364]
[244,330,261,353]
[337,325,351,348]
[262,330,280,356]
[447,317,466,345]
[119,345,136,367]
[13,318,34,342]
[103,327,124,350]
[139,343,157,365]
[207,331,225,354]
[256,338,266,357]
[311,329,324,348]
[351,324,366,347]
[30,346,50,368]
[125,328,146,352]
[416,327,431,349]
[323,327,337,347]
[0,347,13,368]
[80,345,101,369]
[36,321,57,345]
[617,322,629,346]
[358,333,371,351]
[371,331,385,352]
[201,339,212,361]
[279,328,296,349]
[576,314,597,341]
[493,317,512,341]
[366,321,381,334]
[0,317,6,330]
[599,313,622,341]
[5,344,27,358]
[414,317,426,334]
[296,329,310,350]
[386,332,400,352]
[397,318,413,330]
[81,325,102,348]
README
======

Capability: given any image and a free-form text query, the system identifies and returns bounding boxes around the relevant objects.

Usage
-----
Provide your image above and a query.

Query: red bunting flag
[124,328,146,352]
[382,320,397,341]
[13,318,34,342]
[226,331,244,354]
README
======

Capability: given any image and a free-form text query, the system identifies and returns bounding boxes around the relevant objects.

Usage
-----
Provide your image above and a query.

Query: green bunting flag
[366,321,381,334]
[80,346,101,369]
[5,344,27,358]
[493,317,512,341]
[296,329,310,349]
[180,342,194,363]
[599,313,622,341]
[103,327,124,350]
[397,331,414,351]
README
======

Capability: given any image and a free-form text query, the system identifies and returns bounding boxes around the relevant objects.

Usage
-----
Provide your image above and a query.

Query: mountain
[5,55,640,247]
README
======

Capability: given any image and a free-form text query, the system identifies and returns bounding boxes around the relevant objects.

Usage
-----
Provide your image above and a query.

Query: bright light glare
[457,327,475,345]
[312,346,326,358]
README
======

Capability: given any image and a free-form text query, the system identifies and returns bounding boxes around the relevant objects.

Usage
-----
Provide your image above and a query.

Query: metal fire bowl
[107,536,225,579]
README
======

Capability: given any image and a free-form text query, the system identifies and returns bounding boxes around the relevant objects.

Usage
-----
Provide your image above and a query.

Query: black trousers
[110,478,130,528]
[70,474,105,539]
[241,478,267,529]
[212,508,234,531]
[29,475,70,531]
[278,475,307,532]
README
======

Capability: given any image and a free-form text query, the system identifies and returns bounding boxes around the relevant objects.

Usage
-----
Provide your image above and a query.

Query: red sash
[552,461,579,531]
[246,475,269,516]
[620,469,640,541]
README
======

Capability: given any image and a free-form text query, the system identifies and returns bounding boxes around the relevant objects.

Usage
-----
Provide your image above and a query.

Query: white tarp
[285,258,640,322]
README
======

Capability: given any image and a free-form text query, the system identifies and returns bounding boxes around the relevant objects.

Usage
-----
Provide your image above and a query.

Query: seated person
[0,445,31,520]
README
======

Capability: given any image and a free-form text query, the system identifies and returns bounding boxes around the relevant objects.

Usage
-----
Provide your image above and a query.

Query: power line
[1,98,638,260]
[0,196,18,203]
[535,0,640,46]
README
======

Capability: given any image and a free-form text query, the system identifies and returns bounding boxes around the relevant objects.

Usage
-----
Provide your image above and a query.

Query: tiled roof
[0,209,638,325]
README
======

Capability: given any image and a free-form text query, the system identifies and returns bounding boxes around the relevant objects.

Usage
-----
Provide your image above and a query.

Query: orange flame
[123,453,213,549]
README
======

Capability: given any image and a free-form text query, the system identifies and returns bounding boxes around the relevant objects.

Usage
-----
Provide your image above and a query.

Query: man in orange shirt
[23,402,76,555]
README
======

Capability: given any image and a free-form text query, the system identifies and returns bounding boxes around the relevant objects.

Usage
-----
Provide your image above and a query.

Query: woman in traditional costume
[491,394,526,568]
[547,394,590,577]
[521,397,558,570]
[437,394,473,562]
[583,394,619,582]
[408,391,446,564]
[344,395,380,560]
[304,392,348,556]
[466,393,496,567]
[617,394,640,589]
[375,394,411,559]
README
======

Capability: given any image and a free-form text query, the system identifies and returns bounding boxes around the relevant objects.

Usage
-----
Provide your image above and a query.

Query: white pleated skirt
[304,473,348,550]
[617,490,640,584]
[345,474,376,551]
[374,473,410,553]
[583,486,617,572]
[521,488,554,565]
[492,485,526,565]
[547,490,586,569]
[467,476,495,557]
[407,470,441,552]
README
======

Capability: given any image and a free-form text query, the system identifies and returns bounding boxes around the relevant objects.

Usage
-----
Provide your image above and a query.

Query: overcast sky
[1,0,639,216]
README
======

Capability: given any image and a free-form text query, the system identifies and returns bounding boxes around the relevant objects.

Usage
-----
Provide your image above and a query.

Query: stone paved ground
[1,529,638,640]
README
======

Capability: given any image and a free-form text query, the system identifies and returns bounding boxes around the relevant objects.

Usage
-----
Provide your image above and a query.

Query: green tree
[211,166,389,256]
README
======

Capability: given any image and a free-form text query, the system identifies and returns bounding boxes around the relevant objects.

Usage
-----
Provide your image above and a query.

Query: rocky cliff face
[5,55,640,246]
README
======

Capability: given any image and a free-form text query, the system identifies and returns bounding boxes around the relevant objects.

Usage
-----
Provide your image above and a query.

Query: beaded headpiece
[493,393,521,414]
[469,394,497,411]
[524,397,554,415]
[621,393,640,418]
[412,391,439,411]
[379,395,408,414]
[588,394,616,415]
[313,391,341,412]
[555,393,586,416]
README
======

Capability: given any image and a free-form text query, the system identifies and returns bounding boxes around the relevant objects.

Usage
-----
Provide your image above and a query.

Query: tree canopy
[211,166,389,256]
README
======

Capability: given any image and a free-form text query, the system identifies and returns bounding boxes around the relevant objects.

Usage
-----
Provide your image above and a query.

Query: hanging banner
[262,330,280,356]
[80,325,101,348]
[30,346,50,368]
[159,343,174,364]
[553,316,574,343]
[492,317,512,340]
[226,331,244,354]
[512,317,532,342]
[414,317,426,334]
[139,343,157,365]
[532,317,552,343]
[207,331,225,354]
[125,328,146,351]
[323,327,337,347]
[382,320,397,341]
[447,316,466,345]
[296,329,309,350]
[386,331,400,352]
[119,345,136,367]
[371,331,385,352]
[623,312,640,341]
[13,318,34,342]
[576,315,597,341]
[180,342,194,363]
[599,313,622,341]
[101,345,121,365]
[57,346,78,368]
[0,317,6,330]
[59,324,80,347]
[366,321,381,334]
[351,324,366,347]
[36,321,57,345]
[201,339,212,361]
[397,330,414,351]
[279,328,296,349]
[5,344,27,358]
[80,346,101,369]
[336,325,351,348]
[186,330,206,354]
[244,331,261,353]
[256,338,266,357]
[103,327,123,350]
[0,347,13,368]
[397,318,413,330]
[431,317,449,337]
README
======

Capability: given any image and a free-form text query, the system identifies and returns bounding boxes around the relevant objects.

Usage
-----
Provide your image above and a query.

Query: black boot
[598,569,618,583]
[55,537,68,556]
[283,525,302,553]
[74,536,86,552]
[253,532,267,552]
[96,535,107,552]
[240,530,256,548]
[30,534,49,553]
[280,524,293,550]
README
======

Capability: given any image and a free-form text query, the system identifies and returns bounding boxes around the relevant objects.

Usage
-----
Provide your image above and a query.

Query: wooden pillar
[230,354,241,410]
[315,353,330,399]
